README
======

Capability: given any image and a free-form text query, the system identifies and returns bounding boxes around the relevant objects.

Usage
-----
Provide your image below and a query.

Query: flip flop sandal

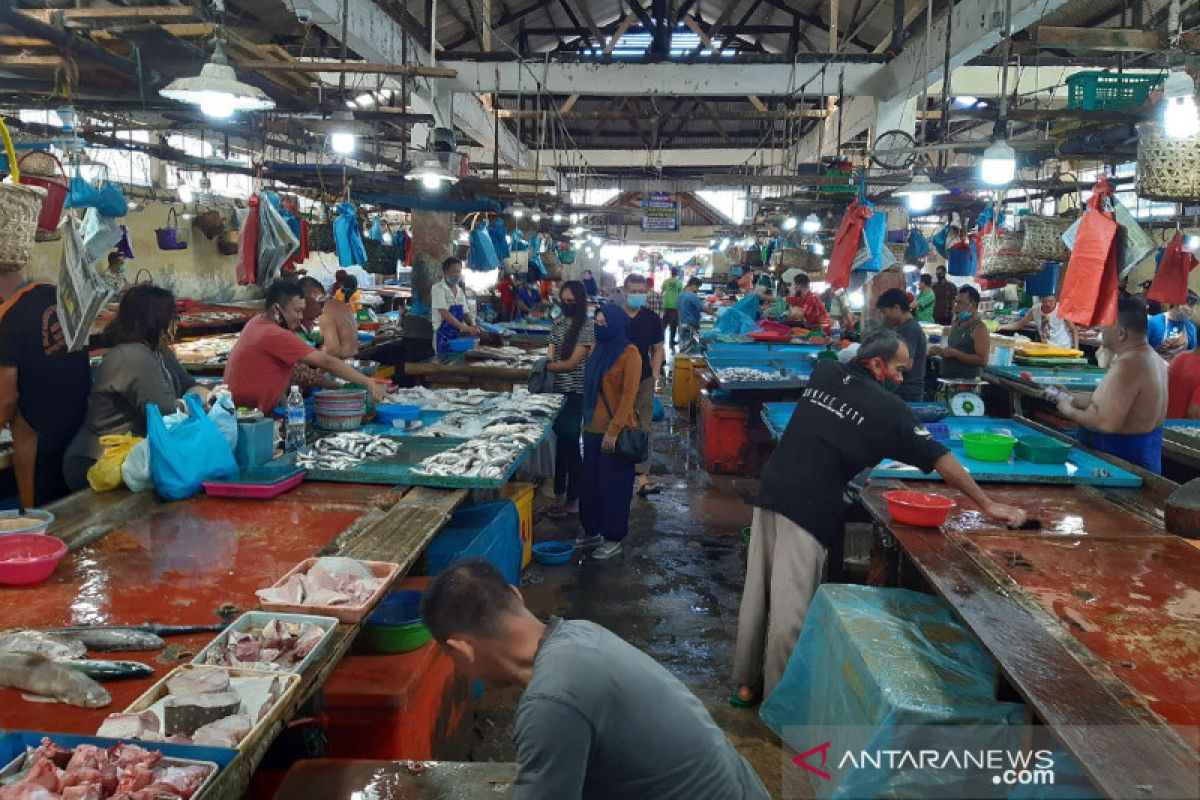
[637,484,663,497]
[728,690,760,709]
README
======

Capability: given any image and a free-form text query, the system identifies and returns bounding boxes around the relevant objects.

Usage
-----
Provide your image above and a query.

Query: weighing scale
[936,378,986,417]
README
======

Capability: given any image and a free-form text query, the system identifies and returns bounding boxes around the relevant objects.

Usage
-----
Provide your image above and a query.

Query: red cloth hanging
[1147,232,1197,306]
[1059,178,1120,328]
[236,194,261,286]
[826,201,874,290]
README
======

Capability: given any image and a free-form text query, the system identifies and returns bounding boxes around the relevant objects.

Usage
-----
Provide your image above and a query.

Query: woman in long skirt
[577,304,643,560]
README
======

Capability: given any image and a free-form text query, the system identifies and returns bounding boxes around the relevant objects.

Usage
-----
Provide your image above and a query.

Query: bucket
[17,151,67,240]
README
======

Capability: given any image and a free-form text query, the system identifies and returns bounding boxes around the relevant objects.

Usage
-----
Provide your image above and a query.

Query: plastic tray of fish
[293,432,405,471]
[123,665,300,755]
[256,559,401,623]
[0,733,229,800]
[714,366,805,389]
[190,612,339,675]
[407,437,532,490]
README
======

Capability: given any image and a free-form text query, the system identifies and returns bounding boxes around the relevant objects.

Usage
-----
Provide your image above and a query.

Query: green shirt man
[662,275,684,310]
[916,276,936,323]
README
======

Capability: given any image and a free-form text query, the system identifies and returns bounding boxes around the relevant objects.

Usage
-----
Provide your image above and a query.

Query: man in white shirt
[431,257,481,353]
[1000,294,1078,350]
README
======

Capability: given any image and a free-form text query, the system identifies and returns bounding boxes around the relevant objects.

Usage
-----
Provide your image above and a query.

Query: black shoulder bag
[599,387,649,462]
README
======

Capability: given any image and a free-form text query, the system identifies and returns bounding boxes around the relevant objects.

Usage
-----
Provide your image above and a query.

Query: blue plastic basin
[375,404,421,425]
[532,541,576,565]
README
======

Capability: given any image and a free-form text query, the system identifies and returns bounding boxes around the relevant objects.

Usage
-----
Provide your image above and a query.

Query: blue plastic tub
[424,500,521,585]
[532,541,575,565]
[361,589,432,653]
[445,337,478,353]
[375,404,421,425]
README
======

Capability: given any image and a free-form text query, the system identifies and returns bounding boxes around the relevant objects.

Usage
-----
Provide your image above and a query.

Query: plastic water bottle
[285,386,306,452]
[831,321,842,342]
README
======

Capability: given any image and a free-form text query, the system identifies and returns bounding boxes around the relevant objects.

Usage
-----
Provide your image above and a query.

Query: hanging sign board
[641,192,679,231]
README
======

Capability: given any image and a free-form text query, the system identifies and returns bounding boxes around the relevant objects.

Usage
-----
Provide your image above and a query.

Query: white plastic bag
[207,394,238,451]
[122,408,188,492]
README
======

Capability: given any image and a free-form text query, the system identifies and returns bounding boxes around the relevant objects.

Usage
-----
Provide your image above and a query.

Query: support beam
[441,59,881,96]
[263,60,456,77]
[1033,25,1162,52]
[18,5,196,24]
[540,148,792,167]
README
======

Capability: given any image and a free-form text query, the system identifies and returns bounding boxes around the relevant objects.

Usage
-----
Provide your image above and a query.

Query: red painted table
[861,480,1200,800]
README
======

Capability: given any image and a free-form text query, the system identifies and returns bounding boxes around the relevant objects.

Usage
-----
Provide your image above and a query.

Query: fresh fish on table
[58,659,155,682]
[0,652,111,707]
[295,432,403,471]
[715,367,785,383]
[50,627,166,652]
[0,630,87,661]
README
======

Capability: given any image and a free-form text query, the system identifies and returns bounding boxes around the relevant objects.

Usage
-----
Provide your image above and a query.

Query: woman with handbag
[577,304,643,560]
[545,281,595,519]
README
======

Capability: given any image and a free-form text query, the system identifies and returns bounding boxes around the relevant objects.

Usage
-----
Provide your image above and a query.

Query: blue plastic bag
[467,219,499,271]
[652,397,664,422]
[857,210,889,272]
[367,215,383,242]
[930,225,950,258]
[947,243,975,276]
[905,229,931,261]
[715,307,757,335]
[147,393,238,501]
[490,218,511,261]
[333,201,367,267]
[96,182,128,218]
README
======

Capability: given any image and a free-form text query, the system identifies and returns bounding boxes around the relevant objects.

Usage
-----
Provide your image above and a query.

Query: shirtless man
[1053,297,1167,473]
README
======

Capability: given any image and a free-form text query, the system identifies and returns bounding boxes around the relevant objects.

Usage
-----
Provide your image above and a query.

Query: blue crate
[424,500,522,586]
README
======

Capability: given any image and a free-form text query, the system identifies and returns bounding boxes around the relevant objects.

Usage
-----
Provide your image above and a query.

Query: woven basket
[980,229,1041,278]
[542,249,558,268]
[771,248,823,273]
[0,183,47,271]
[1020,216,1072,260]
[1136,122,1200,201]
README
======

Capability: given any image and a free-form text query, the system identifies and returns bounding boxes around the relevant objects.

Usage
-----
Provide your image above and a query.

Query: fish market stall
[403,355,535,392]
[1160,420,1200,482]
[983,365,1107,416]
[857,475,1200,800]
[0,480,467,800]
[172,335,240,376]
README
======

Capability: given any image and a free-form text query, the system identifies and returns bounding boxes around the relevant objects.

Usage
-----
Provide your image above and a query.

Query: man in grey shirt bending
[421,559,771,800]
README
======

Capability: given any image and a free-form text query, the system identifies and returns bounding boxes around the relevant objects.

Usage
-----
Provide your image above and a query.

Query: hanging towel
[1147,232,1198,306]
[490,218,511,261]
[333,201,367,267]
[236,193,261,286]
[827,201,874,289]
[1059,179,1120,328]
[468,219,500,271]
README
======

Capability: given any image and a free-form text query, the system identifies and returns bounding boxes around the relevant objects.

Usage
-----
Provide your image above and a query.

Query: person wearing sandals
[545,281,594,519]
[577,304,642,560]
[620,274,665,497]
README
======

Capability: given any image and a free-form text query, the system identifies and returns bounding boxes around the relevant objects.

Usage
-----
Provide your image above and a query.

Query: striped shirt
[549,317,595,393]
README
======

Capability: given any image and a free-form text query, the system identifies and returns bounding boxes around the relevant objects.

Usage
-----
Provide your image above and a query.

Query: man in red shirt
[226,279,388,413]
[785,273,831,332]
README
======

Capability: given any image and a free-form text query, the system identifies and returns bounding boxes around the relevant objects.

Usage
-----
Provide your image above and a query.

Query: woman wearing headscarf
[576,304,643,560]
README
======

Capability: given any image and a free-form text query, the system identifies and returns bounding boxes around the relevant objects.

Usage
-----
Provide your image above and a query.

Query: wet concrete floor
[471,392,791,797]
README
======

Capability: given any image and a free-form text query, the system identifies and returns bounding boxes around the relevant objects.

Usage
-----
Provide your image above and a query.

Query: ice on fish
[715,367,784,383]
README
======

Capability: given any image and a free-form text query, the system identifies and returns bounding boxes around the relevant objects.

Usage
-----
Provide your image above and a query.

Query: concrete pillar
[404,210,453,342]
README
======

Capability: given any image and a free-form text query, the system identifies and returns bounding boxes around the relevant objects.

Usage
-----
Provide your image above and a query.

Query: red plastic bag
[827,201,873,289]
[236,194,261,286]
[1146,232,1197,306]
[1059,204,1119,327]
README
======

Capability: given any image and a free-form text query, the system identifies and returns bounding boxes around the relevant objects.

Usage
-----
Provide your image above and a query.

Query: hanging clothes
[1147,232,1197,307]
[236,193,261,286]
[333,201,367,268]
[826,201,874,290]
[1059,178,1120,328]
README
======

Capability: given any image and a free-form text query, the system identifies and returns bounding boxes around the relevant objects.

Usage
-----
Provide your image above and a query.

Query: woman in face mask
[930,284,990,380]
[545,281,595,518]
[516,274,543,318]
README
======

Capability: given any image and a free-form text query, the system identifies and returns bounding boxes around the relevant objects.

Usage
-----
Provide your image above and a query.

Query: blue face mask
[958,310,972,322]
[627,293,647,310]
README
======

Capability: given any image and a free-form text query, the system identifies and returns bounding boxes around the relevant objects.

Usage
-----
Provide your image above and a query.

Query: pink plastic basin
[0,533,67,586]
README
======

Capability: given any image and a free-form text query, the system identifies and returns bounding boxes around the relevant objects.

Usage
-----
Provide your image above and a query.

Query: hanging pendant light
[781,214,798,231]
[160,40,275,119]
[1162,69,1200,139]
[894,173,950,213]
[980,139,1017,187]
[800,213,821,234]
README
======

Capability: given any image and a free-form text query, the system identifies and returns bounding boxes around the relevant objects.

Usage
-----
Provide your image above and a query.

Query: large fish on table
[46,627,166,652]
[0,652,111,707]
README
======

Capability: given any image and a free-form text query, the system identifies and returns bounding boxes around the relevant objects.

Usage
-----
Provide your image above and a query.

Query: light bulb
[812,242,825,255]
[457,231,469,243]
[782,216,798,231]
[422,174,443,191]
[590,236,602,246]
[848,290,865,311]
[532,213,541,222]
[801,213,820,234]
[570,213,580,224]
[381,232,393,245]
[512,207,524,218]
[1186,235,1200,252]
[553,213,563,222]
[903,263,918,273]
[203,92,237,120]
[178,184,194,203]
[330,131,356,155]
[709,239,717,247]
[720,237,731,250]
[906,192,934,213]
[980,140,1017,186]
[1163,69,1200,140]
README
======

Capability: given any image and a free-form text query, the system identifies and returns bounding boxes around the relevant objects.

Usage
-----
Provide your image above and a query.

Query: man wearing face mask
[226,278,387,413]
[731,330,1024,707]
[432,257,482,352]
[621,274,665,496]
[929,284,989,380]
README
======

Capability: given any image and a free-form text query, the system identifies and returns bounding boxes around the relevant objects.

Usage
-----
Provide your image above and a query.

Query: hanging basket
[1136,122,1200,201]
[17,151,67,241]
[1020,215,1073,261]
[216,228,239,256]
[980,229,1041,278]
[770,248,823,273]
[0,183,46,271]
[193,209,226,240]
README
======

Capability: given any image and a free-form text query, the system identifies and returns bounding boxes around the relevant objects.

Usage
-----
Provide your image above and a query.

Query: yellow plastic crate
[500,481,535,568]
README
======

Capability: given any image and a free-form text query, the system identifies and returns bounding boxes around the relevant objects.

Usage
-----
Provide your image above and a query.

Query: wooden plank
[747,95,768,113]
[602,10,639,55]
[0,54,63,68]
[19,6,197,23]
[0,35,53,48]
[1034,25,1162,52]
[860,484,1200,799]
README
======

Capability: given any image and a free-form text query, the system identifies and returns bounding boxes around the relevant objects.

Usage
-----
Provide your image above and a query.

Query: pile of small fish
[385,386,497,412]
[0,628,169,708]
[97,669,287,749]
[203,618,327,672]
[294,433,403,471]
[0,738,212,799]
[411,438,526,480]
[255,557,382,608]
[466,346,542,368]
[715,367,785,383]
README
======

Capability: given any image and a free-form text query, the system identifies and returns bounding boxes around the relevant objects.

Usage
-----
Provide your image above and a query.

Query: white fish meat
[0,630,87,661]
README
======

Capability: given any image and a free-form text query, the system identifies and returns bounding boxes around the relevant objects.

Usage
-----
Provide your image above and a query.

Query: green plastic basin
[961,432,1016,462]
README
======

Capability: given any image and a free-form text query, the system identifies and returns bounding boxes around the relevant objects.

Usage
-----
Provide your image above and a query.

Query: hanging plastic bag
[367,215,383,242]
[155,207,188,250]
[467,219,499,271]
[947,232,976,276]
[208,394,239,451]
[1059,182,1120,328]
[1147,232,1197,306]
[236,194,261,286]
[96,182,128,218]
[86,433,142,492]
[115,224,135,259]
[147,393,238,501]
[856,209,889,272]
[490,218,511,261]
[63,164,102,210]
[333,201,366,268]
[1025,261,1060,297]
[81,207,123,267]
[259,192,300,285]
[1111,198,1155,277]
[827,201,875,289]
[906,228,931,261]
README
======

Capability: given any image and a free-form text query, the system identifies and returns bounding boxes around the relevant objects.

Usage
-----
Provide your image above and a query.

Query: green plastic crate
[1065,71,1163,111]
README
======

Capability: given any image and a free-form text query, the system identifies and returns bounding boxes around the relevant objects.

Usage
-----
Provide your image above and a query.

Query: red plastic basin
[883,490,957,527]
[0,533,67,586]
